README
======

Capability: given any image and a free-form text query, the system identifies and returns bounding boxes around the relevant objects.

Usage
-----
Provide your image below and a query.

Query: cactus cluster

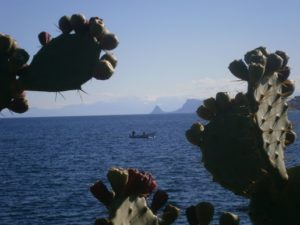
[186,47,298,224]
[186,47,296,197]
[0,33,30,113]
[249,166,300,225]
[0,14,118,113]
[186,201,239,225]
[90,167,179,225]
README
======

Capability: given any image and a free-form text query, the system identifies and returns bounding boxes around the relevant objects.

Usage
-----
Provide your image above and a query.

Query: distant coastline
[151,96,300,115]
[150,99,202,114]
[289,96,300,110]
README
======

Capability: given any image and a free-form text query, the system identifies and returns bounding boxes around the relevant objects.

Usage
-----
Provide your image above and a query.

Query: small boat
[129,132,156,139]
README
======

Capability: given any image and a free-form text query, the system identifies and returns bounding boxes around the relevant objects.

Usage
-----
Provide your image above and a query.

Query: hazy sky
[1,1,300,114]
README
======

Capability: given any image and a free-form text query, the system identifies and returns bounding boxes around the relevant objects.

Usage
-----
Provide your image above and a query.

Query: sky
[1,0,300,115]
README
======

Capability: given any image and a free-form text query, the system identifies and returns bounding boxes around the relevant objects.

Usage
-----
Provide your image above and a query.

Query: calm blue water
[1,112,300,225]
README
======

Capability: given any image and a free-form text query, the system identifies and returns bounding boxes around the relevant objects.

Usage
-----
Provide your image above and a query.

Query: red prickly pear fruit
[93,60,114,80]
[90,180,114,207]
[89,18,105,39]
[265,53,284,73]
[89,17,103,24]
[185,123,204,146]
[58,15,73,34]
[107,167,128,195]
[150,190,169,213]
[285,130,296,146]
[275,50,289,67]
[125,169,157,196]
[100,53,117,68]
[203,97,217,114]
[197,105,214,120]
[162,204,180,225]
[0,33,17,54]
[219,212,240,225]
[38,32,52,46]
[9,48,30,71]
[8,97,29,113]
[244,49,266,65]
[70,14,87,33]
[281,80,295,97]
[216,92,231,111]
[195,202,214,225]
[100,33,119,50]
[186,206,198,225]
[228,59,249,81]
[234,92,248,106]
[277,66,290,82]
[249,63,265,84]
[256,46,269,57]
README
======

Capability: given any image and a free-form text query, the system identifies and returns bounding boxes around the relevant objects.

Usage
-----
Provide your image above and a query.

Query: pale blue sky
[1,1,300,114]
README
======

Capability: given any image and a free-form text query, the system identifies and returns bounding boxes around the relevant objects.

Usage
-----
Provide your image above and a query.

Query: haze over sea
[1,112,300,225]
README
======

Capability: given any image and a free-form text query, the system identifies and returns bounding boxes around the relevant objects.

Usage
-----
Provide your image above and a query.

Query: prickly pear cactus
[249,166,300,225]
[186,201,240,225]
[90,167,179,225]
[186,47,296,197]
[0,33,30,113]
[0,14,118,113]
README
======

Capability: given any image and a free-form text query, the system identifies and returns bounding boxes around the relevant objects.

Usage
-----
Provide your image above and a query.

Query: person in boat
[131,131,135,137]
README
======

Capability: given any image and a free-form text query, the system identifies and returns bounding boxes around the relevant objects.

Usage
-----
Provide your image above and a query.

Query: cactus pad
[186,47,295,197]
[0,33,29,113]
[249,166,300,225]
[0,14,118,113]
[91,167,179,225]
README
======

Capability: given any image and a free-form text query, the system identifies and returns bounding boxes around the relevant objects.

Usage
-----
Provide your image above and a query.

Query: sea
[1,112,300,225]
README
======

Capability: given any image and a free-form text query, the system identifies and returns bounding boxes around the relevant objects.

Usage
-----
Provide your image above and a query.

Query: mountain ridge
[150,98,202,114]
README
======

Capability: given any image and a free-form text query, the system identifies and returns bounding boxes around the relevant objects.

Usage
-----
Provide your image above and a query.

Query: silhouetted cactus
[249,166,300,225]
[91,167,179,225]
[0,33,29,113]
[186,201,239,225]
[186,47,295,197]
[0,14,118,113]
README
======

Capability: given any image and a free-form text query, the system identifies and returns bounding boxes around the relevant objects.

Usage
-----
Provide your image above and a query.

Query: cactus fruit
[91,167,179,225]
[0,33,29,113]
[58,15,73,34]
[93,60,115,80]
[186,202,214,225]
[186,47,296,197]
[186,201,241,225]
[0,14,119,113]
[150,189,169,214]
[38,31,52,46]
[219,212,240,225]
[0,33,17,54]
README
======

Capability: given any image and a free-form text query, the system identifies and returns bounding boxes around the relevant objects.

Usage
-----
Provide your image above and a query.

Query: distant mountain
[151,105,165,114]
[172,99,202,114]
[150,98,202,114]
[289,96,300,110]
